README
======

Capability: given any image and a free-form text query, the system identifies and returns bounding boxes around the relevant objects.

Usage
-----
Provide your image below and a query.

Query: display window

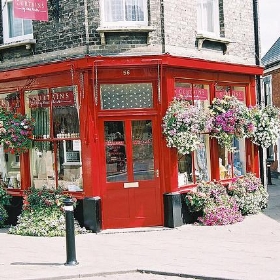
[175,81,211,186]
[24,86,83,191]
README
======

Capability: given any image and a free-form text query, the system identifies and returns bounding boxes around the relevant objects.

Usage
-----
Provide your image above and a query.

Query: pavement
[1,178,280,280]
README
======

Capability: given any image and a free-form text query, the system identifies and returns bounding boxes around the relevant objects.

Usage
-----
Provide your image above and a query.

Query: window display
[24,86,82,190]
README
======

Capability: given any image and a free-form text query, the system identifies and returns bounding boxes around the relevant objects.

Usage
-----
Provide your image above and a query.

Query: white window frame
[100,0,148,27]
[197,0,220,37]
[2,0,33,44]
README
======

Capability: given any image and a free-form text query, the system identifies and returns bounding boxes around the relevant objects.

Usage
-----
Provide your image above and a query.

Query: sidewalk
[1,180,280,280]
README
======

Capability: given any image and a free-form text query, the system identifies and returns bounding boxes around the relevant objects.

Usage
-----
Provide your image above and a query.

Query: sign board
[175,87,208,100]
[13,0,49,21]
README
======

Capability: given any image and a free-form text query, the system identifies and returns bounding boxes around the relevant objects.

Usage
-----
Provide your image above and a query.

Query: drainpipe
[84,0,90,55]
[160,0,165,54]
[253,0,265,185]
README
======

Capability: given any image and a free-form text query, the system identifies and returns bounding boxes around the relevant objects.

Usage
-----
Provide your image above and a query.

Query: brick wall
[272,70,280,108]
[0,0,257,70]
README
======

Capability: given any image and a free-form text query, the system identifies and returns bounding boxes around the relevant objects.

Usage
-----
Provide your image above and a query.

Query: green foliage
[0,183,11,228]
[8,186,87,237]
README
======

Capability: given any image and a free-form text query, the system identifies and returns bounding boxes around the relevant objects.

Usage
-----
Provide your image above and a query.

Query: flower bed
[0,183,11,228]
[185,173,268,226]
[8,186,87,236]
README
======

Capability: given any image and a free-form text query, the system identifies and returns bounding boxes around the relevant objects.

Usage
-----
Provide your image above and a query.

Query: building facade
[0,0,262,231]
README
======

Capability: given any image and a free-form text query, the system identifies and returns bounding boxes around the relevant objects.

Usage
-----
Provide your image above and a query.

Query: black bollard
[63,198,78,266]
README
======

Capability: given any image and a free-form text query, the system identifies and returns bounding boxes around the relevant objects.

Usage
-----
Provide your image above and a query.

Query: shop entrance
[100,117,162,229]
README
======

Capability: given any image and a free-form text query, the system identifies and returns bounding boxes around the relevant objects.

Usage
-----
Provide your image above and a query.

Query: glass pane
[215,85,231,99]
[30,142,56,189]
[125,0,144,21]
[104,121,127,182]
[57,140,83,191]
[194,135,211,182]
[101,83,153,109]
[0,149,21,189]
[132,120,154,180]
[178,153,193,186]
[0,92,20,112]
[233,138,246,176]
[174,82,193,103]
[52,86,80,139]
[232,86,246,103]
[25,89,51,140]
[218,145,233,179]
[104,0,124,22]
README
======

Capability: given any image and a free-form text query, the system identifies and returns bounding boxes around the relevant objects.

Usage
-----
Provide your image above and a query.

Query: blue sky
[259,0,280,57]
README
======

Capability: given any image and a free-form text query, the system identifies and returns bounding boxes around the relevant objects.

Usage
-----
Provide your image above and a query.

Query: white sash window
[2,0,33,44]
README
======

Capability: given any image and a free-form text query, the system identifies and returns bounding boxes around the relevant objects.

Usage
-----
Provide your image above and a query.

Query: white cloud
[259,0,280,57]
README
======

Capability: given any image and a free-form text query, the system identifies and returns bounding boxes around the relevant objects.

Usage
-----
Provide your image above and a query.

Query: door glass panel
[100,83,153,110]
[132,120,154,180]
[104,121,127,182]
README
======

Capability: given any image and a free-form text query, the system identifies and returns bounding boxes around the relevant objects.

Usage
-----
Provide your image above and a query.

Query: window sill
[0,39,36,51]
[96,26,155,45]
[196,33,231,54]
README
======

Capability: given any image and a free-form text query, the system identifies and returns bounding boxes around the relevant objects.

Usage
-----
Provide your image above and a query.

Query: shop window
[2,0,33,44]
[100,83,153,110]
[175,82,211,186]
[100,0,148,27]
[25,86,82,191]
[197,0,220,37]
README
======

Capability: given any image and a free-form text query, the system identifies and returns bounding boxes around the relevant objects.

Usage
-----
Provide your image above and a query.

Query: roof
[262,37,280,67]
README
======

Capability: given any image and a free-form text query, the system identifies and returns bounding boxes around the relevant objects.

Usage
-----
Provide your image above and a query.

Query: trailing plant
[8,186,87,237]
[0,108,34,154]
[249,105,280,148]
[162,98,212,154]
[209,95,255,150]
[227,173,269,215]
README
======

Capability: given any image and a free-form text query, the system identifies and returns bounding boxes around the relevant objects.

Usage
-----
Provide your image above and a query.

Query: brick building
[262,37,280,174]
[0,0,263,231]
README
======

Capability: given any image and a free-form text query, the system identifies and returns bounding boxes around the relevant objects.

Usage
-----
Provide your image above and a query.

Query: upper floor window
[2,0,33,44]
[100,0,148,27]
[197,0,220,37]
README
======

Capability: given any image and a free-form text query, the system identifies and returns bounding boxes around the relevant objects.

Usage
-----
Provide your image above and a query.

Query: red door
[100,117,162,229]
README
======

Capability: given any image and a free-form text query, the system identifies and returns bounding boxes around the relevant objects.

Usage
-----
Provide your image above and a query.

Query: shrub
[186,181,243,226]
[0,182,11,228]
[8,186,87,237]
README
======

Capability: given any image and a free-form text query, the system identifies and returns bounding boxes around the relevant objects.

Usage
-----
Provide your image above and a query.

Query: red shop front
[0,55,263,231]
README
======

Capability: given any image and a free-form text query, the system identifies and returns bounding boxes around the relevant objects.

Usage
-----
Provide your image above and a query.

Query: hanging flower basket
[249,105,280,148]
[0,109,34,154]
[162,98,212,155]
[209,95,255,150]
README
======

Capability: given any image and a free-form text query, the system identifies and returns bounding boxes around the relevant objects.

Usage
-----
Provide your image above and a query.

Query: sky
[259,0,280,57]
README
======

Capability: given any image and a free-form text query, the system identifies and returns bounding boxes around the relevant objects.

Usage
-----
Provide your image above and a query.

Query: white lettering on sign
[29,91,75,108]
[175,87,208,100]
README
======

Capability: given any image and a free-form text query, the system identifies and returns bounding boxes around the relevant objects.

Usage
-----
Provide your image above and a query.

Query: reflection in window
[178,135,211,186]
[132,120,154,180]
[104,121,127,182]
[101,83,153,110]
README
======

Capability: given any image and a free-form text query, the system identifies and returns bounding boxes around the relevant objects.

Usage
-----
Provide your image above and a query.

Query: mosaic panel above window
[100,83,153,110]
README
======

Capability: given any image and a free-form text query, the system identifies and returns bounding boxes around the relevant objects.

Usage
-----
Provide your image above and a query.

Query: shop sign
[215,90,245,101]
[13,0,49,21]
[175,87,208,100]
[28,91,75,108]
